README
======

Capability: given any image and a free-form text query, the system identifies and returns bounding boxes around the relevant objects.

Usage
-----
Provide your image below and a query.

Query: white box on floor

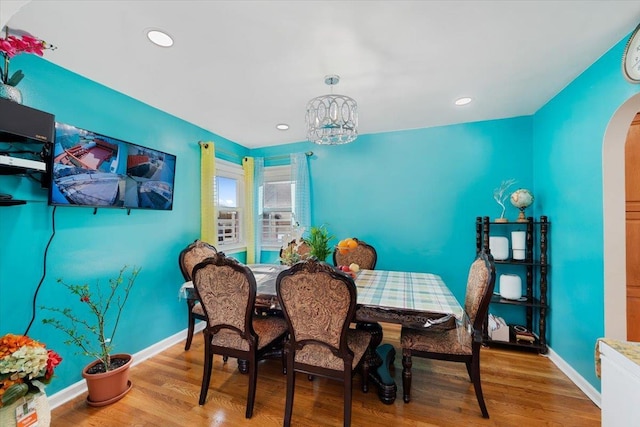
[488,314,510,342]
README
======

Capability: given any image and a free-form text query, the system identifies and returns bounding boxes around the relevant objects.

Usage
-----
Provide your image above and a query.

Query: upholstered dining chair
[192,252,288,418]
[400,251,496,418]
[333,238,377,270]
[178,239,218,350]
[276,259,372,427]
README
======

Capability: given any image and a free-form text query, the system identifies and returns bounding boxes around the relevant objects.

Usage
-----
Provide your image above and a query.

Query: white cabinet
[599,340,640,426]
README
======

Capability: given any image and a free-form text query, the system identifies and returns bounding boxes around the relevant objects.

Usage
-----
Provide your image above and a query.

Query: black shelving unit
[0,199,27,206]
[476,215,549,354]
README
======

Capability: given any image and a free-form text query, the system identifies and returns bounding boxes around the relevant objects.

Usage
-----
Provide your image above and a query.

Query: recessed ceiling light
[455,97,472,106]
[147,29,173,47]
[276,124,289,130]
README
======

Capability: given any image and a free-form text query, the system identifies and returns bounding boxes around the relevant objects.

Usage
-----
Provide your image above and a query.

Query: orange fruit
[346,239,358,249]
[337,239,351,254]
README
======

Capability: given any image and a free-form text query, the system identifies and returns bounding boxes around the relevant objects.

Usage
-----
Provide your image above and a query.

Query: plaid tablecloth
[181,265,464,327]
[249,266,464,325]
[355,269,463,318]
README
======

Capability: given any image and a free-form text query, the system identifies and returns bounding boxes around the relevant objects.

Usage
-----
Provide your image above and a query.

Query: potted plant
[42,265,139,407]
[305,225,334,262]
[0,26,56,103]
[0,334,61,426]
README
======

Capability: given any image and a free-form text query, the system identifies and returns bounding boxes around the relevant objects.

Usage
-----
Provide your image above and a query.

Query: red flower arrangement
[0,334,62,407]
[0,27,56,86]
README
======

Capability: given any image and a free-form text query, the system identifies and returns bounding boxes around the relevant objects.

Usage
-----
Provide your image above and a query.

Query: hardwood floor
[51,323,600,426]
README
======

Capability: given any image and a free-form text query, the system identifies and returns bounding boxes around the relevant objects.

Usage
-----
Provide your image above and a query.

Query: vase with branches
[493,179,516,222]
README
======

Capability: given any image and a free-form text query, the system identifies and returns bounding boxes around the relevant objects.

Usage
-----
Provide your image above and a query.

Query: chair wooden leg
[470,354,489,418]
[185,309,195,350]
[246,357,257,418]
[401,352,412,403]
[199,332,213,405]
[344,369,352,427]
[465,360,473,382]
[281,346,287,375]
[284,359,295,427]
[360,356,370,393]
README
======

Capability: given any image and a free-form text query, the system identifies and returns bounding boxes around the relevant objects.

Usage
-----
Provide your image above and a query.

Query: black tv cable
[24,206,57,336]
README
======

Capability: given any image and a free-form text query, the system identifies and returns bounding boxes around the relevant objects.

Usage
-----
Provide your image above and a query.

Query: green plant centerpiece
[42,265,140,373]
[305,225,334,262]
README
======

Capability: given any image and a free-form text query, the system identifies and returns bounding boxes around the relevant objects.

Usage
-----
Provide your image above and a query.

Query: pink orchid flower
[0,38,18,57]
[0,33,50,57]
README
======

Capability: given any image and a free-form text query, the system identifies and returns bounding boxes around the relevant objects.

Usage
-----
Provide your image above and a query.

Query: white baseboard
[546,345,601,408]
[47,322,206,410]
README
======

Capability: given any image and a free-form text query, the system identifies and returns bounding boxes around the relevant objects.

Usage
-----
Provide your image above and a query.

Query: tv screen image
[49,123,176,210]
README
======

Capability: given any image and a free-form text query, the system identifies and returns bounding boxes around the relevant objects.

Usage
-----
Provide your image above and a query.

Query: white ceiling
[4,1,640,148]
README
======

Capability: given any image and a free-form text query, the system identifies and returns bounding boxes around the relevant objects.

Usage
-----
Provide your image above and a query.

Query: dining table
[247,263,466,404]
[181,263,464,403]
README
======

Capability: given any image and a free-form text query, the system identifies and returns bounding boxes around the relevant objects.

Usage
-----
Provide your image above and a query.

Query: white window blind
[261,166,295,246]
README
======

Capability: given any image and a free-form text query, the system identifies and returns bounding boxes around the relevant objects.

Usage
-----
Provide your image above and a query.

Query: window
[261,166,295,247]
[215,160,244,249]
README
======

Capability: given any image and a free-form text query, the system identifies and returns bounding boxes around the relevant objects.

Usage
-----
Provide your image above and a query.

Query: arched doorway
[603,93,640,339]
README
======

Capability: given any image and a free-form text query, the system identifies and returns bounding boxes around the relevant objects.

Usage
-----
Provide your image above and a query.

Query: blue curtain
[253,157,264,263]
[291,152,310,234]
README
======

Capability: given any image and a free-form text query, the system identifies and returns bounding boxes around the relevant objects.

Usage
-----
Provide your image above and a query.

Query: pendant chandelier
[305,75,358,145]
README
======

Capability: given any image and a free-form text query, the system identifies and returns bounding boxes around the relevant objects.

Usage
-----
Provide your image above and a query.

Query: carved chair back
[192,253,257,349]
[464,251,496,331]
[276,259,357,370]
[179,239,218,281]
[333,238,377,270]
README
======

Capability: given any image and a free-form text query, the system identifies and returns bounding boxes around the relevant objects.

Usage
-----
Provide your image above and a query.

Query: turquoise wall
[0,55,248,395]
[532,35,640,387]
[2,28,636,398]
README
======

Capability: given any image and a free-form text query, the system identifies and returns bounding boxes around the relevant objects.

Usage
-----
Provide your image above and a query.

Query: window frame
[214,159,245,252]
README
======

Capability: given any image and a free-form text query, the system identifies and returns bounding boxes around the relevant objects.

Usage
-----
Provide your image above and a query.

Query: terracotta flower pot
[82,353,133,407]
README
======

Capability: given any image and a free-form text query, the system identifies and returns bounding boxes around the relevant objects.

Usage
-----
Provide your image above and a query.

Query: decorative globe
[510,189,534,209]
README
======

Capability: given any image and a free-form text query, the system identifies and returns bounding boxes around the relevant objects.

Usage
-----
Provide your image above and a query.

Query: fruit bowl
[336,238,359,254]
[335,245,355,254]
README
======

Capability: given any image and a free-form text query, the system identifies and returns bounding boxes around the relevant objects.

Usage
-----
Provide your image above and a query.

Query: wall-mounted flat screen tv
[49,122,176,210]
